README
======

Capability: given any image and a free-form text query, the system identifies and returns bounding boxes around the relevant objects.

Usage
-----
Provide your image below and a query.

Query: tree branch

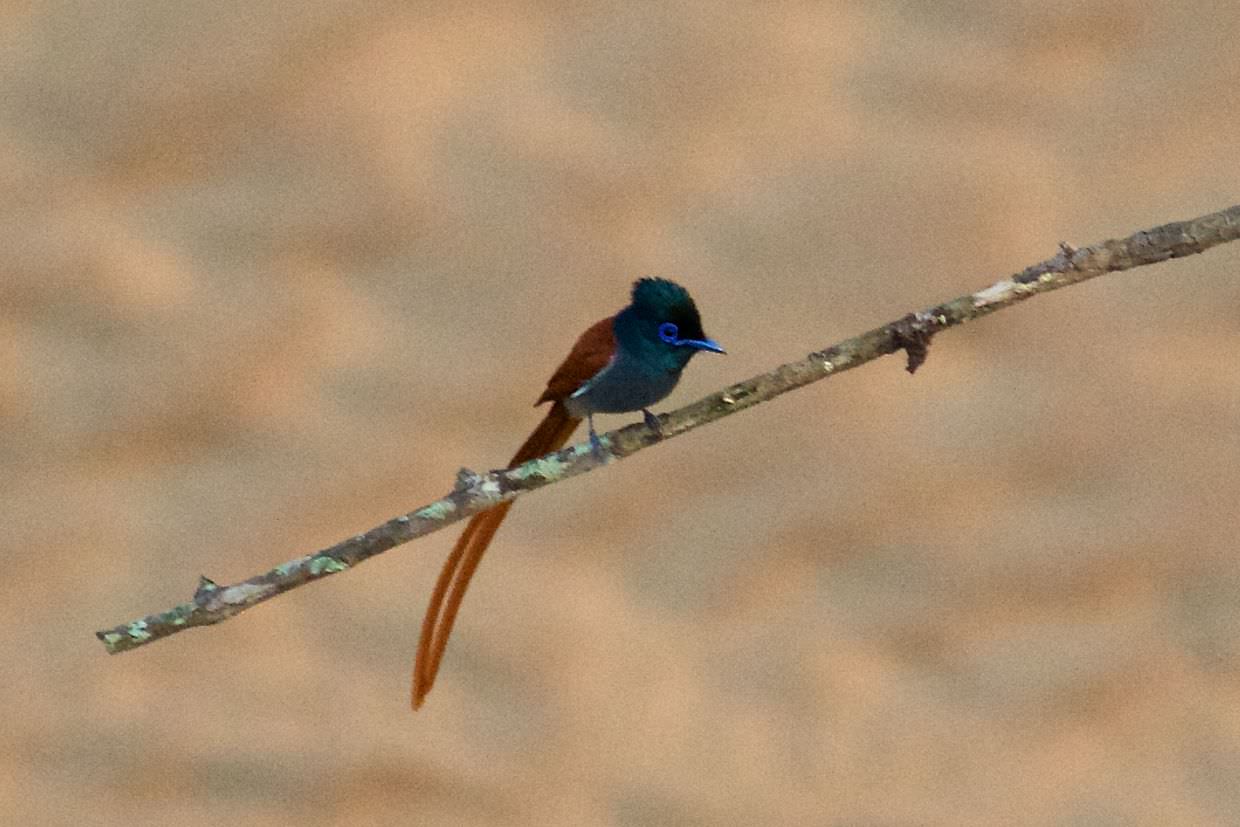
[96,204,1240,654]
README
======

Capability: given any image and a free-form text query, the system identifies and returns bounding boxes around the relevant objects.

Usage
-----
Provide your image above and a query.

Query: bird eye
[658,322,679,343]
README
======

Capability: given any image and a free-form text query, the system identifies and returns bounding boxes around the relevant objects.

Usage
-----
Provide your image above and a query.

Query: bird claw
[587,414,606,459]
[642,408,664,437]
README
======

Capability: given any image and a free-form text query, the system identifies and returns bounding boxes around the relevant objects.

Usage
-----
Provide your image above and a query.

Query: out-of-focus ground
[4,3,1240,825]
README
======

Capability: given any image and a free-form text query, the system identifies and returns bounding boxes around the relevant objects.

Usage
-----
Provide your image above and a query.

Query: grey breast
[566,349,682,416]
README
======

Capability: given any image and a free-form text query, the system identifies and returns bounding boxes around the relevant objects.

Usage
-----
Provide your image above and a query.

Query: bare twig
[96,204,1240,654]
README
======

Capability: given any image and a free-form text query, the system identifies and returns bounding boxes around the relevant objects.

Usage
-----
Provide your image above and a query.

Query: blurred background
[4,2,1239,824]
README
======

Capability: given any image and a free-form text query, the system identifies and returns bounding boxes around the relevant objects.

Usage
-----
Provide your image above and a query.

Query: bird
[412,277,724,709]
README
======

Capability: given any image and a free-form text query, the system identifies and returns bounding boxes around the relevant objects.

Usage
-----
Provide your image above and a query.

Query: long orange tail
[412,402,580,709]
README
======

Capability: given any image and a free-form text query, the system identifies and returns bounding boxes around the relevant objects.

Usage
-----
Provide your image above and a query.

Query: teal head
[616,277,725,371]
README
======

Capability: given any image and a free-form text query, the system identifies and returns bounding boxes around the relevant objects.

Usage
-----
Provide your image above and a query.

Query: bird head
[622,278,725,368]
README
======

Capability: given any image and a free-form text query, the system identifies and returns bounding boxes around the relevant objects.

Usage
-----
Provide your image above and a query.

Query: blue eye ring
[657,322,680,343]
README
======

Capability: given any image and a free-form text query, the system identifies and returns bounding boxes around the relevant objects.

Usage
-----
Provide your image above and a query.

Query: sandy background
[5,2,1240,825]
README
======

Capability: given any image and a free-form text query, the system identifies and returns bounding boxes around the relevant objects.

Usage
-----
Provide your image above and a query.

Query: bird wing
[536,315,616,405]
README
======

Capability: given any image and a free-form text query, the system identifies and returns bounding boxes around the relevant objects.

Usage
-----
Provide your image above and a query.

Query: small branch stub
[890,313,935,374]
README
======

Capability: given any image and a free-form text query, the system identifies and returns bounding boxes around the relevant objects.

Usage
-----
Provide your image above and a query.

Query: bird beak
[685,337,726,354]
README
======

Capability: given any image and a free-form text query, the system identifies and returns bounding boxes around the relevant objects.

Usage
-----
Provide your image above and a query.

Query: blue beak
[684,337,726,354]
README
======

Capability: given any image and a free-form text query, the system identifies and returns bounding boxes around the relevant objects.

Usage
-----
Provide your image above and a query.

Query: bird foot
[642,408,664,437]
[587,415,607,460]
